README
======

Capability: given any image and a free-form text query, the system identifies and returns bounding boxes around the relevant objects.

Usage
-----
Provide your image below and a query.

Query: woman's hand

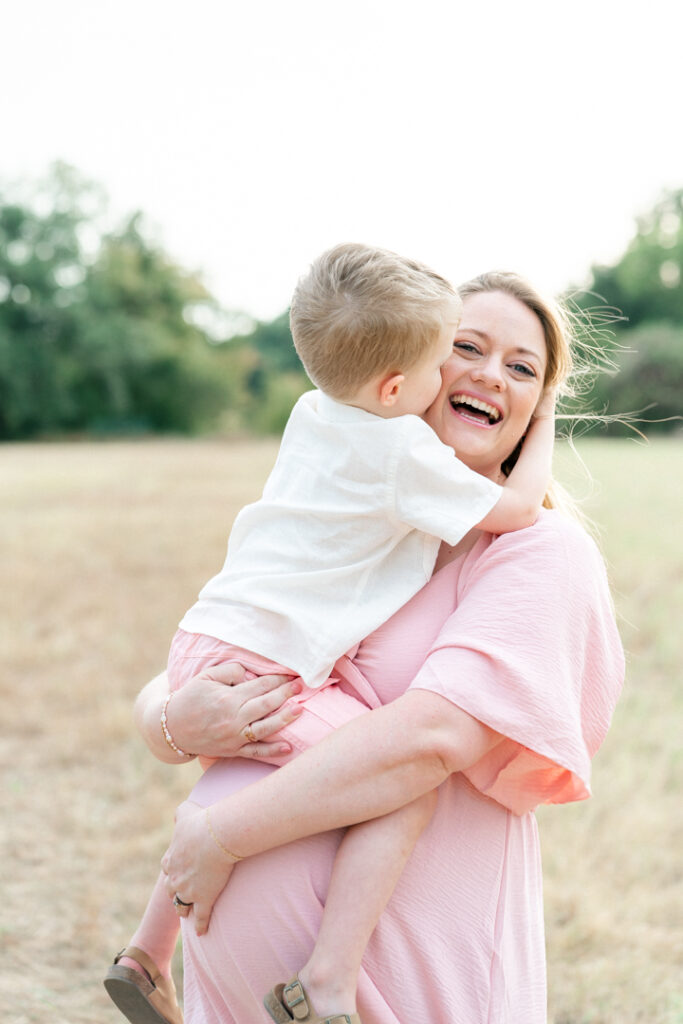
[135,664,302,763]
[161,801,234,936]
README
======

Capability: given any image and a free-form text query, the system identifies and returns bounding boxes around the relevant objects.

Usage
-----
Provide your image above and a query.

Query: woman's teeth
[449,393,502,424]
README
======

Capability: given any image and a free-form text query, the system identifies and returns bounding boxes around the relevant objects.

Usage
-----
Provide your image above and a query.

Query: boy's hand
[533,386,556,421]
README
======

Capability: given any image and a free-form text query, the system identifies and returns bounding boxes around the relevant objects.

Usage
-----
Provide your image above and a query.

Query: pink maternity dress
[180,510,624,1024]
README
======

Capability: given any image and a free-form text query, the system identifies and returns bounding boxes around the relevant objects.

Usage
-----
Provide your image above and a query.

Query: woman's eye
[453,341,479,355]
[510,362,536,377]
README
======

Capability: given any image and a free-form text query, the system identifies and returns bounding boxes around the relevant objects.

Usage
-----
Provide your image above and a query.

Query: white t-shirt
[179,390,502,687]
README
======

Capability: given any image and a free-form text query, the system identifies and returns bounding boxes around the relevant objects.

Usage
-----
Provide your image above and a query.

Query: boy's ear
[378,373,405,406]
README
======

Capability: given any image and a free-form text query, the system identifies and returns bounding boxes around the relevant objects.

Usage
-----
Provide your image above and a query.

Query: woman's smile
[448,390,504,427]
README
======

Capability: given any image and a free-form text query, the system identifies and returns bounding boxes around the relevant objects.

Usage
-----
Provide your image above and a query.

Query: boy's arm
[476,390,555,534]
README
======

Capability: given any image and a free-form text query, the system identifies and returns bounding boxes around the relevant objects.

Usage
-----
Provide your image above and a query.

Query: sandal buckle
[283,980,307,1009]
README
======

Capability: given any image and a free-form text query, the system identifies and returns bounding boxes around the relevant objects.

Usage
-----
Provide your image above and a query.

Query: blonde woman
[143,275,624,1023]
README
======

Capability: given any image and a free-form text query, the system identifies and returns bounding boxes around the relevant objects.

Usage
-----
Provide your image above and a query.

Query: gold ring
[243,724,257,743]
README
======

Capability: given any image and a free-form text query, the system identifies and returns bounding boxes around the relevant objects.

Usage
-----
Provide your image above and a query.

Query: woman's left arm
[163,515,624,935]
[162,687,502,934]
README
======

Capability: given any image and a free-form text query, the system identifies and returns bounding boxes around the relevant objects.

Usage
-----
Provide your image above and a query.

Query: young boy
[105,244,554,1024]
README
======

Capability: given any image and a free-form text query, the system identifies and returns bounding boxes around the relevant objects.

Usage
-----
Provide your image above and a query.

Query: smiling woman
[137,270,624,1024]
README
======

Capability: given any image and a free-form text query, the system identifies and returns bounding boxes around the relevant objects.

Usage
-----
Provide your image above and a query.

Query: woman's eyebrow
[512,347,543,364]
[458,328,488,339]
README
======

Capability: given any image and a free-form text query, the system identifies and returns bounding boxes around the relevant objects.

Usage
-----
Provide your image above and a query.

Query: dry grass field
[1,436,681,1023]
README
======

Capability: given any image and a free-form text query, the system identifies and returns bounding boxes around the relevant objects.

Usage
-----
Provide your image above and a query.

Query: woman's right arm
[134,664,302,763]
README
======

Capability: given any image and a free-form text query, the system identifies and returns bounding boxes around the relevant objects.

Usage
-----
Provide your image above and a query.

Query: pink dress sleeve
[409,510,625,815]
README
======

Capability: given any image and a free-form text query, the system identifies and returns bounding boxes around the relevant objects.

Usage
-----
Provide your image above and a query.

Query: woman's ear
[378,373,405,407]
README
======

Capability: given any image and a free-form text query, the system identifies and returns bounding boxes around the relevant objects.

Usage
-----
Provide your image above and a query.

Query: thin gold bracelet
[160,692,195,759]
[205,807,244,863]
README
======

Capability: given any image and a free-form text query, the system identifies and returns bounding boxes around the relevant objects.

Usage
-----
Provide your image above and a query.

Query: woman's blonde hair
[290,243,462,401]
[458,271,598,521]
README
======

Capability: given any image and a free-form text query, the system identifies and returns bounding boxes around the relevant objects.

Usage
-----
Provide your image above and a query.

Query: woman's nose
[471,358,505,390]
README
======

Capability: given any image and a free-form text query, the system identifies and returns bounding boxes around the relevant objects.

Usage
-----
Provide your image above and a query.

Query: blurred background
[1,2,681,1022]
[1,0,682,440]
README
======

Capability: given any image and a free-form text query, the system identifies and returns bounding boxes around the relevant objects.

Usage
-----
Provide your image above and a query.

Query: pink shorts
[168,629,369,767]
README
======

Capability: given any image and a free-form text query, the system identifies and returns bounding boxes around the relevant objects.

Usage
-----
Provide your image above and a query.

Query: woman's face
[424,290,547,480]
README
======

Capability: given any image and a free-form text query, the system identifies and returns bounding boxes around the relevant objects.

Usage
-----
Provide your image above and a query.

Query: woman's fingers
[173,897,192,918]
[244,701,304,744]
[192,860,236,936]
[204,660,250,686]
[236,683,305,758]
[245,672,296,701]
[161,863,190,915]
[239,740,288,760]
[242,677,301,730]
[191,898,213,937]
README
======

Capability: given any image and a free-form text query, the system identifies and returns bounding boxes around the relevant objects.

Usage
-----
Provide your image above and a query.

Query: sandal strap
[281,978,360,1024]
[113,945,162,985]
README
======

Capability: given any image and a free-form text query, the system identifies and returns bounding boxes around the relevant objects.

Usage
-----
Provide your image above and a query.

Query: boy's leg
[118,870,180,978]
[104,871,185,1024]
[112,638,296,984]
[297,789,438,1016]
[112,633,232,985]
[168,634,385,1016]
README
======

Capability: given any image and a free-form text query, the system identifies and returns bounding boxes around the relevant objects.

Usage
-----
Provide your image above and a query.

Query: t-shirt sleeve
[408,513,625,815]
[392,417,502,545]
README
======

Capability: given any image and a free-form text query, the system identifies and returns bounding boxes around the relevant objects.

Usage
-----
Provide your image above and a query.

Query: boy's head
[290,243,462,407]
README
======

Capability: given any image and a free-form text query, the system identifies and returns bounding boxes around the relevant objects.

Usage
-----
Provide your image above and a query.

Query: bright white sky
[2,0,681,322]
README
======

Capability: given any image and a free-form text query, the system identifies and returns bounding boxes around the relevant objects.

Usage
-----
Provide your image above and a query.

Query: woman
[142,275,624,1023]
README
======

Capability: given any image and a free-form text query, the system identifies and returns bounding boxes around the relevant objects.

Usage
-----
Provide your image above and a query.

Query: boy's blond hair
[290,243,461,400]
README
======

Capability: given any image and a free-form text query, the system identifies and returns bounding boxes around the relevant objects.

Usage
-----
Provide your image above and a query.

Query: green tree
[578,323,683,435]
[0,164,97,436]
[0,164,240,438]
[573,188,683,434]
[585,189,683,328]
[230,310,309,434]
[74,215,233,432]
[246,311,301,374]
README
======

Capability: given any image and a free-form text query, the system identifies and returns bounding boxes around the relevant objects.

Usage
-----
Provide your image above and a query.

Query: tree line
[571,188,683,434]
[1,164,681,441]
[0,164,307,440]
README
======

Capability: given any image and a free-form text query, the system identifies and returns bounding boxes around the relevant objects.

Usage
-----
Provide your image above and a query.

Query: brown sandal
[104,946,183,1024]
[264,975,361,1024]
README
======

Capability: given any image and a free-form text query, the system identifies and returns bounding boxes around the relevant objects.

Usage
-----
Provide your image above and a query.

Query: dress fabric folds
[182,510,624,1023]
